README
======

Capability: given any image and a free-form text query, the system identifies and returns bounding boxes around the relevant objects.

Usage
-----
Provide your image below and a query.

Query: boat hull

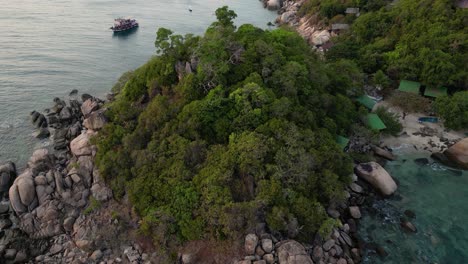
[112,24,139,33]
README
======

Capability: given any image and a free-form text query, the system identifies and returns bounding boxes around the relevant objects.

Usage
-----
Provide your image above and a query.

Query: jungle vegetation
[95,7,365,249]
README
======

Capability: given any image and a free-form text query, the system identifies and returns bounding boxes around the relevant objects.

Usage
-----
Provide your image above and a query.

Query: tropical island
[0,0,466,263]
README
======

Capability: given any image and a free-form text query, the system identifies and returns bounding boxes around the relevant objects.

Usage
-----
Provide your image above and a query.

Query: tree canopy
[96,6,366,255]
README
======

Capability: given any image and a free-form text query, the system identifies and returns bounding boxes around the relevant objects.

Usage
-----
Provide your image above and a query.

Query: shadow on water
[111,27,139,39]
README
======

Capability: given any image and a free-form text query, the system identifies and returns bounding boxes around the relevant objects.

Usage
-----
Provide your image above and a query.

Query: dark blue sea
[0,0,277,167]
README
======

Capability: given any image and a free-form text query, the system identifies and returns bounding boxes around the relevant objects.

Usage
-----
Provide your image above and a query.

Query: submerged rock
[414,158,429,166]
[400,219,417,233]
[355,162,397,196]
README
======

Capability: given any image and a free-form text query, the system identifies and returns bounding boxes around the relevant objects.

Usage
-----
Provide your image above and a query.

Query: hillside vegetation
[95,7,364,249]
[325,0,467,90]
[298,0,467,128]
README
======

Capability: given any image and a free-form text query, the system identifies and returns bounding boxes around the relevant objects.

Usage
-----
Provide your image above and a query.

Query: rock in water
[266,0,281,10]
[33,128,50,139]
[355,162,397,196]
[277,240,313,264]
[444,138,468,169]
[373,146,396,160]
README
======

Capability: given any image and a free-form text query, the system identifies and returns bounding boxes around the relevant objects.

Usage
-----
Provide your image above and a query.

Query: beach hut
[365,113,386,130]
[331,24,350,31]
[345,7,360,16]
[424,86,448,98]
[398,80,421,94]
[336,135,350,150]
[356,95,376,110]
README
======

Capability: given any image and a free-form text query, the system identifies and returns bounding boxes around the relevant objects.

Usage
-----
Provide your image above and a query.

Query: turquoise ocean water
[0,0,277,168]
[360,148,468,264]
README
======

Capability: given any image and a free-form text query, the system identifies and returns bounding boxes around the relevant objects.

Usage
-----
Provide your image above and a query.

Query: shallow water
[359,150,468,264]
[0,0,277,168]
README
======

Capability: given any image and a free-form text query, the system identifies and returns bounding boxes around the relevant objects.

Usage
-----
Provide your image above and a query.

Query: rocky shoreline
[0,92,154,263]
[261,0,336,49]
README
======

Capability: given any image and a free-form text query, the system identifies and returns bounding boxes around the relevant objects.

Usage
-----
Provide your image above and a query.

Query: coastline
[376,101,466,155]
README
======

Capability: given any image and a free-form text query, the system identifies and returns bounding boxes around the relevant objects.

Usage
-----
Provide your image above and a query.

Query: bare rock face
[0,162,16,196]
[81,99,99,118]
[280,11,296,24]
[311,30,331,46]
[444,138,468,169]
[70,131,96,157]
[83,109,107,131]
[267,0,282,10]
[276,240,313,264]
[355,162,397,196]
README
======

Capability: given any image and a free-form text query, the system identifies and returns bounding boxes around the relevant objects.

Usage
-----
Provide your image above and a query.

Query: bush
[434,91,468,130]
[375,106,403,136]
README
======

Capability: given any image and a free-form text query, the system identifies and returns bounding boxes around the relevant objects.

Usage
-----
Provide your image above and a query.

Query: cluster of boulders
[232,229,314,264]
[0,92,135,262]
[230,144,404,264]
[261,0,338,49]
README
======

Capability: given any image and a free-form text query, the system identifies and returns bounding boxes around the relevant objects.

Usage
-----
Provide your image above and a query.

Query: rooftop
[331,24,350,30]
[424,86,448,98]
[356,95,376,110]
[365,113,386,130]
[398,80,421,94]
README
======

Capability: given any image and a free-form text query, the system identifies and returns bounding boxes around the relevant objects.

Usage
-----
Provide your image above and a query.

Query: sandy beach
[375,101,467,154]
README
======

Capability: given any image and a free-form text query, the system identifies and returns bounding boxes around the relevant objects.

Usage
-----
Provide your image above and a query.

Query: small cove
[359,149,468,263]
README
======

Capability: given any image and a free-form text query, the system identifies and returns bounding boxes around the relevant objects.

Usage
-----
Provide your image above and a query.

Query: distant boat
[189,6,193,12]
[110,18,139,32]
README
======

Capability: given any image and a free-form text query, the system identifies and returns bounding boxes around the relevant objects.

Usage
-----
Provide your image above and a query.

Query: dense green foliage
[326,0,467,90]
[434,91,468,130]
[95,7,362,247]
[374,107,403,136]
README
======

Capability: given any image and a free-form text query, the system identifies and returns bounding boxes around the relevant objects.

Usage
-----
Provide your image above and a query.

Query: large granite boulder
[276,240,313,264]
[0,162,16,195]
[70,131,96,157]
[83,109,107,130]
[444,138,468,169]
[81,99,99,118]
[267,0,282,10]
[355,162,397,195]
[9,170,37,214]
